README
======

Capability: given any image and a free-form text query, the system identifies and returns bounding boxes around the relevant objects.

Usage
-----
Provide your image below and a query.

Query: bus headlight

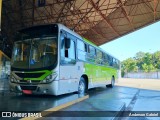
[41,73,57,84]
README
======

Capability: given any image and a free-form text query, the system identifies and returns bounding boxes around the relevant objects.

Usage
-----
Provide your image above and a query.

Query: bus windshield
[12,36,57,70]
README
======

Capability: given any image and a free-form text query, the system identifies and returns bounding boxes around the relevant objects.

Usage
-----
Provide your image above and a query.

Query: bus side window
[88,45,90,53]
[67,39,75,60]
[109,57,113,66]
[60,31,76,64]
[116,60,120,69]
[95,49,97,58]
[102,53,105,65]
[77,40,87,61]
[96,50,102,64]
[88,45,96,63]
[113,58,115,67]
[84,44,87,52]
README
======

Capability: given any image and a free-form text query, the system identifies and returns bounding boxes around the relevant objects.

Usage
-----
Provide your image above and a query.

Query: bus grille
[19,80,41,84]
[15,72,45,78]
[20,86,37,90]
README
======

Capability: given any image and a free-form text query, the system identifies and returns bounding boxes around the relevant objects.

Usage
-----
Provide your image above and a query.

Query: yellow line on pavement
[21,95,89,120]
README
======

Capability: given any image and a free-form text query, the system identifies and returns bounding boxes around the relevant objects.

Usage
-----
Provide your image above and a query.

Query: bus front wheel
[78,77,86,94]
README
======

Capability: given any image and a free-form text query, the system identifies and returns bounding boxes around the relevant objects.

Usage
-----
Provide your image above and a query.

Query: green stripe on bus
[23,70,53,80]
[84,63,117,82]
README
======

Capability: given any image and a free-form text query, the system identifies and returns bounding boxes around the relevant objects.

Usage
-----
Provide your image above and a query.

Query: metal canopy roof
[2,0,160,47]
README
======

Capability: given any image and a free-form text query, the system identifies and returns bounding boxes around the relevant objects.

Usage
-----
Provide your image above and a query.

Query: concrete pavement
[1,78,160,120]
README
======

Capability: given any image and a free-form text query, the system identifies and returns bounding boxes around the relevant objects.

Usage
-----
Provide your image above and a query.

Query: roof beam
[32,0,35,25]
[153,0,158,21]
[67,1,108,43]
[87,0,120,36]
[56,2,67,22]
[28,0,46,25]
[18,0,24,27]
[142,0,159,21]
[117,0,135,31]
[71,6,94,30]
[60,1,76,25]
[84,18,109,44]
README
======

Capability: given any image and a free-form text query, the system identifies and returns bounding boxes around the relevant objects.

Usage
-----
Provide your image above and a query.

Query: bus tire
[78,77,86,94]
[108,77,115,88]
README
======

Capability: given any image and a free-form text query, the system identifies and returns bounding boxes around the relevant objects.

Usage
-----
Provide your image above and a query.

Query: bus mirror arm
[65,37,71,49]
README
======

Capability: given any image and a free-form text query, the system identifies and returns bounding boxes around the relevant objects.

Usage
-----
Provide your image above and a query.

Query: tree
[153,51,160,69]
[141,53,156,72]
[135,51,145,70]
[121,58,138,76]
[142,63,155,72]
[121,51,160,76]
[135,51,145,60]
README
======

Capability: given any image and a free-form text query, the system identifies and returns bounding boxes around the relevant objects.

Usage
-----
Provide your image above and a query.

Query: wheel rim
[79,81,85,93]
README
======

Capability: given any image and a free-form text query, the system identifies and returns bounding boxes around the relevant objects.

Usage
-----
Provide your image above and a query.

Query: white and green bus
[10,24,120,95]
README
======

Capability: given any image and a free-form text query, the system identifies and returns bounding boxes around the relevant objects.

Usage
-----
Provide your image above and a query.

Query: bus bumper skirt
[9,81,59,95]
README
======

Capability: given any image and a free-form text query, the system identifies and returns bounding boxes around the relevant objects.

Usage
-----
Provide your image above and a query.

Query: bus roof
[57,23,119,61]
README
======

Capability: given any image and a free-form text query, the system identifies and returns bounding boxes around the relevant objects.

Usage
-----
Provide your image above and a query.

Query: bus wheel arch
[82,74,88,91]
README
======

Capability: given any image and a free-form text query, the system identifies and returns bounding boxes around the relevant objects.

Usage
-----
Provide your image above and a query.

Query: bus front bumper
[9,81,59,95]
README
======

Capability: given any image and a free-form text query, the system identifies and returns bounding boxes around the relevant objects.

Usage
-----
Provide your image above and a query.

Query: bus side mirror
[65,37,71,49]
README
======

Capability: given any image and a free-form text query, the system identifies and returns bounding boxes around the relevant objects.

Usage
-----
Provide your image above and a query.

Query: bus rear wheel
[78,77,86,94]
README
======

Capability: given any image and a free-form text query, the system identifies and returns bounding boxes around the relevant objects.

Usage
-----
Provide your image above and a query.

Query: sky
[100,21,160,61]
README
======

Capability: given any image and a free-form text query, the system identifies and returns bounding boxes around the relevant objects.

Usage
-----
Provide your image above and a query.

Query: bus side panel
[58,62,84,95]
[84,63,118,87]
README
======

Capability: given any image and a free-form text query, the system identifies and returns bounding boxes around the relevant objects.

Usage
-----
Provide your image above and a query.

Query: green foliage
[141,53,156,72]
[153,51,160,69]
[135,51,145,70]
[142,63,155,72]
[121,51,160,75]
[122,58,138,72]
